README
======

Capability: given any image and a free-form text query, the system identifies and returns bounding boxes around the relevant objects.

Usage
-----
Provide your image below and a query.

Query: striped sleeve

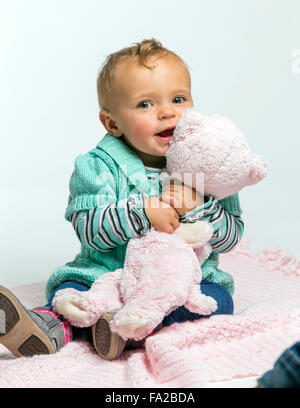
[180,193,244,254]
[70,193,152,252]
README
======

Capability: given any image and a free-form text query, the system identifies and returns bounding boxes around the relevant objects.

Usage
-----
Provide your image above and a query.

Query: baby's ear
[99,110,122,137]
[249,154,270,184]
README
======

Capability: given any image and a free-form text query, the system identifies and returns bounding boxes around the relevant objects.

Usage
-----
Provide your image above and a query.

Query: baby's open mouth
[156,127,175,138]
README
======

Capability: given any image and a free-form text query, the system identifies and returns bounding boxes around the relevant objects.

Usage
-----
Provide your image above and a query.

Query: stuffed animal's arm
[176,221,213,248]
[179,194,244,253]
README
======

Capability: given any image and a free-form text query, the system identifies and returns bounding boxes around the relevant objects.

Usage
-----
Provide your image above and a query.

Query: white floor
[205,376,259,388]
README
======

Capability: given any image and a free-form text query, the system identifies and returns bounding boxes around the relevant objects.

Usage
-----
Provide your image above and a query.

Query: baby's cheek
[131,119,154,140]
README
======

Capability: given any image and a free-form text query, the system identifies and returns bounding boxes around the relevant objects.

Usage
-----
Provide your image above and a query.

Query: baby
[0,39,243,360]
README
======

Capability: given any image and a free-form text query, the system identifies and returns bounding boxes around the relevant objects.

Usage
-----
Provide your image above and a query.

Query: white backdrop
[1,0,300,287]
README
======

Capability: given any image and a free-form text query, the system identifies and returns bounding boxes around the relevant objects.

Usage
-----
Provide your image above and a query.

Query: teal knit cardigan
[45,134,243,301]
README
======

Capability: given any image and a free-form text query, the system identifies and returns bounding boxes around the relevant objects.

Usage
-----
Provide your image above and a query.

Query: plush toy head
[165,108,269,200]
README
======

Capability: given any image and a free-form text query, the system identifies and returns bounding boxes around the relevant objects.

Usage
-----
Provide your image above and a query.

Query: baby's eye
[172,96,186,104]
[137,100,153,109]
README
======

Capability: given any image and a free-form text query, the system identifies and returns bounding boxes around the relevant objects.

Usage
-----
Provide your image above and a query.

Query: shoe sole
[0,285,56,357]
[92,313,126,360]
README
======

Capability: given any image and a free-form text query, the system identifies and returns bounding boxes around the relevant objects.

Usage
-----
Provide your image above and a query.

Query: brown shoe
[92,313,127,360]
[92,313,163,361]
[0,285,69,357]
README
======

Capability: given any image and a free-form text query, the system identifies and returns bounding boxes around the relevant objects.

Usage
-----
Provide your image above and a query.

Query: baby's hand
[145,196,180,234]
[160,180,204,217]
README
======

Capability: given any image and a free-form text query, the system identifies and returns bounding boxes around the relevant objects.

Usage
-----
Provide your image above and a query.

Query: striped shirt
[70,193,151,253]
[70,165,244,254]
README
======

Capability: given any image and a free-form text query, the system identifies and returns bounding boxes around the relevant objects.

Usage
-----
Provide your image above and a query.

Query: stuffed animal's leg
[184,284,217,316]
[52,269,123,327]
[111,248,194,340]
[111,282,190,341]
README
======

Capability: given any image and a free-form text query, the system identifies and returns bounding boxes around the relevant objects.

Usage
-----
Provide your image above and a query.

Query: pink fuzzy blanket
[1,241,300,388]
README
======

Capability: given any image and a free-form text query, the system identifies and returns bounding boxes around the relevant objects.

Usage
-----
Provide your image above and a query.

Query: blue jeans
[258,341,300,388]
[48,281,234,327]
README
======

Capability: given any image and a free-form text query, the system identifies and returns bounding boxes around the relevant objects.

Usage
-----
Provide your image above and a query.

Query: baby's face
[106,54,193,168]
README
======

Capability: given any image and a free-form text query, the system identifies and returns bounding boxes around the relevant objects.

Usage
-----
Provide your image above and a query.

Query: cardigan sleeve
[65,153,152,252]
[180,193,244,254]
[65,153,117,220]
[70,194,151,252]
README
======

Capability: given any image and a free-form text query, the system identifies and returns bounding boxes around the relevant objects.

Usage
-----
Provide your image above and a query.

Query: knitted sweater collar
[95,133,149,194]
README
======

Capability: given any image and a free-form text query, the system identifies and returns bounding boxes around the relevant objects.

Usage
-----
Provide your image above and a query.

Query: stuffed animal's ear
[248,154,269,184]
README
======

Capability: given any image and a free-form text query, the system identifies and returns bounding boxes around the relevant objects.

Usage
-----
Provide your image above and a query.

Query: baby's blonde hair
[96,38,187,110]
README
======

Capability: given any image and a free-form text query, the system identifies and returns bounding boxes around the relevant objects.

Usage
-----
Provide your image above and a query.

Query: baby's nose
[158,105,176,120]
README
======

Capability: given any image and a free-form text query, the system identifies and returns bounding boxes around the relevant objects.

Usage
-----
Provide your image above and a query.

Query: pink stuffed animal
[53,108,269,340]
